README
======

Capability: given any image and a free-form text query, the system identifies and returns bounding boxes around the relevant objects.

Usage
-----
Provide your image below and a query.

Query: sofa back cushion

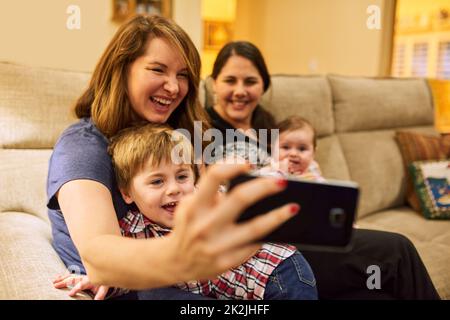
[0,62,90,149]
[329,75,434,133]
[203,75,334,137]
[326,75,437,217]
[340,126,438,218]
[0,149,52,221]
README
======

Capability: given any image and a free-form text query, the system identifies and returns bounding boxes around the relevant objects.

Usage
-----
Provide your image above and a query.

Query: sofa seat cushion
[357,207,450,299]
[0,212,90,299]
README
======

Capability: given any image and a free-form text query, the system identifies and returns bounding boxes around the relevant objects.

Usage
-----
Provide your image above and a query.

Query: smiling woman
[47,15,299,300]
[212,55,264,131]
[127,37,189,124]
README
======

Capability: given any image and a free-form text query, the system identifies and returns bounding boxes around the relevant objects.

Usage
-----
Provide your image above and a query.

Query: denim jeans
[263,251,318,300]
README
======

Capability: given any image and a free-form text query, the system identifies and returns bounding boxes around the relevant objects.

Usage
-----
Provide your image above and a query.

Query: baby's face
[276,128,315,174]
[121,160,195,228]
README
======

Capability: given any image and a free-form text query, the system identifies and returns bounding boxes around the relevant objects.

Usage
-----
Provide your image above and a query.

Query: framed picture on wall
[203,20,233,50]
[112,0,172,23]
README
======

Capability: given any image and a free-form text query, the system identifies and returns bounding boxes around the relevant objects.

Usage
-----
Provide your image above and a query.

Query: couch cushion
[337,127,436,218]
[203,75,334,137]
[396,131,450,211]
[409,160,450,219]
[0,62,90,149]
[0,212,90,299]
[260,75,334,137]
[315,135,351,181]
[0,149,52,222]
[357,207,450,299]
[328,75,434,133]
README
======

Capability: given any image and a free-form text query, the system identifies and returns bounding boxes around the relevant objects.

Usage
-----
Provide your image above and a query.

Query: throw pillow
[395,131,450,211]
[409,160,450,219]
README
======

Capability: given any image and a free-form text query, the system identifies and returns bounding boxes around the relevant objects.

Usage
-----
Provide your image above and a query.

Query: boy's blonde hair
[277,116,317,149]
[108,123,196,190]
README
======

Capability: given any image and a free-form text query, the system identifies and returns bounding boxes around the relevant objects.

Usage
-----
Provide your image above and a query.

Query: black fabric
[206,105,274,152]
[205,106,272,166]
[301,229,440,300]
[206,106,235,134]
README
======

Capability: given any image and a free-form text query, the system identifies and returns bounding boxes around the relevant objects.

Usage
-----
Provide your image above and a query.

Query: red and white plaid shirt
[119,209,297,300]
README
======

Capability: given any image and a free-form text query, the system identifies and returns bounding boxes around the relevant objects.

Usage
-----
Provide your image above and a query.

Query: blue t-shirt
[47,118,129,274]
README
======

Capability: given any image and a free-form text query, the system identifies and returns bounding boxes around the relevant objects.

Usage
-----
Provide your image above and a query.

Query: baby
[261,116,325,181]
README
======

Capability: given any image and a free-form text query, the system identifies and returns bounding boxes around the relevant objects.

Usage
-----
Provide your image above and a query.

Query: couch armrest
[0,211,90,299]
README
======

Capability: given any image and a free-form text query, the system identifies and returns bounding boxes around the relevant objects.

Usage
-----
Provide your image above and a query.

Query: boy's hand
[53,273,110,300]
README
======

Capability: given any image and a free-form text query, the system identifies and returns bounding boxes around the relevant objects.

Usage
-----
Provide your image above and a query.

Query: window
[411,43,428,77]
[392,43,406,77]
[437,42,450,79]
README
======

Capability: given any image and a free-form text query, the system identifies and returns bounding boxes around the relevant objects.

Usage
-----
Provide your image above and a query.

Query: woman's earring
[213,93,217,105]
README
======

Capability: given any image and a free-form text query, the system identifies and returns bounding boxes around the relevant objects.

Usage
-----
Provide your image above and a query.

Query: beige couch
[1,62,449,299]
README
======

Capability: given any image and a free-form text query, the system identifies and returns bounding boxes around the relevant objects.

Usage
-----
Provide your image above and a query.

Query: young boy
[54,123,317,300]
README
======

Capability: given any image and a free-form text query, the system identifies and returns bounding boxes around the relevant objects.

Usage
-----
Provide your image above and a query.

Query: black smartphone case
[228,174,360,251]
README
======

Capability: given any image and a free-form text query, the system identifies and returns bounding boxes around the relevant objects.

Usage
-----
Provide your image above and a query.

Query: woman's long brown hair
[74,14,210,142]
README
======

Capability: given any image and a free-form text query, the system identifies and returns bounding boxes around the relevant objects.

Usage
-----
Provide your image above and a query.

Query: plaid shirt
[119,210,297,300]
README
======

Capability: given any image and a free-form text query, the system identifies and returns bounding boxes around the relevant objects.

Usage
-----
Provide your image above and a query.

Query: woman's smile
[228,98,251,110]
[150,95,175,113]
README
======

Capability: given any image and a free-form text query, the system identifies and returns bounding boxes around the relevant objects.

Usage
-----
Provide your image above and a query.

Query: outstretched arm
[58,163,298,289]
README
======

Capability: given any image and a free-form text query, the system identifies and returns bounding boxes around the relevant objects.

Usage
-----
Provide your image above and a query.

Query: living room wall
[0,0,115,72]
[234,0,395,76]
[0,0,394,76]
[0,0,201,72]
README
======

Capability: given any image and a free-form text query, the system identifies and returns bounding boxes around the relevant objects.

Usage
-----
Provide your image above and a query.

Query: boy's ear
[120,187,134,204]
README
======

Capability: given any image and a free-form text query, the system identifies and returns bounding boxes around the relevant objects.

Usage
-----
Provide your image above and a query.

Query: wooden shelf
[112,0,171,23]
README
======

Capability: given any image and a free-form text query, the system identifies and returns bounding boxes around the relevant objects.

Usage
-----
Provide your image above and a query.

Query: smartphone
[228,173,360,252]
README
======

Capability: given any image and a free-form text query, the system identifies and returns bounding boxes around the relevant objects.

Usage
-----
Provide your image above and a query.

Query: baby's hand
[53,273,110,300]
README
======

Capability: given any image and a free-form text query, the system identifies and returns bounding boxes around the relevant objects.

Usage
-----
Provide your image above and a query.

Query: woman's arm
[58,179,179,289]
[58,163,297,289]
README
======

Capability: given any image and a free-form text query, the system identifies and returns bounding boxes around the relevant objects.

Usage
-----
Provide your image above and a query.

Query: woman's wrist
[160,233,195,284]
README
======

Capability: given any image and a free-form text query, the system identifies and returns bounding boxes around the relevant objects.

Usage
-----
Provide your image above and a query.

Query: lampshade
[429,79,450,134]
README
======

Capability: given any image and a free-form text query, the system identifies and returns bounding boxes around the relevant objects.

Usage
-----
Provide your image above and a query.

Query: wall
[201,0,237,77]
[173,0,202,51]
[234,0,394,76]
[0,0,203,72]
[0,0,116,72]
[0,0,394,76]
